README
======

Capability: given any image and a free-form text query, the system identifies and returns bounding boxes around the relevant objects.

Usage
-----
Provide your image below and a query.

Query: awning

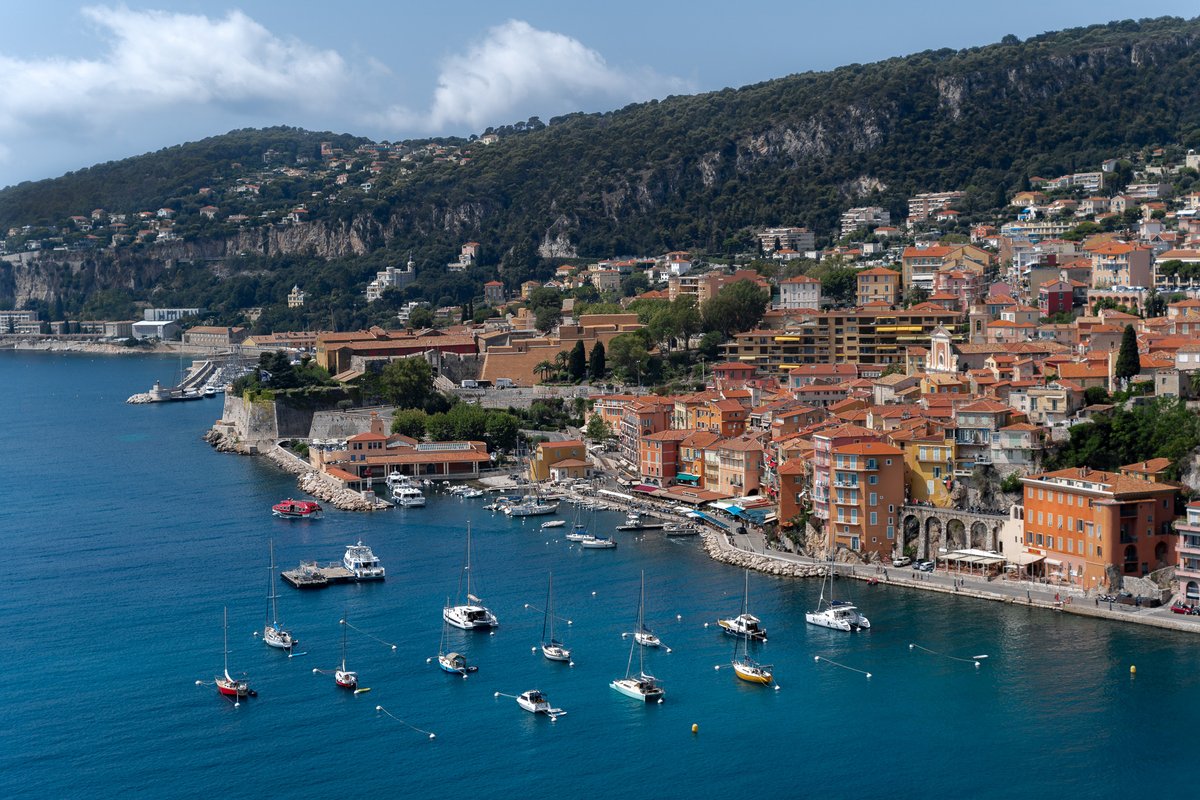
[1045,558,1063,566]
[690,510,731,530]
[597,489,634,501]
[675,472,699,482]
[632,484,659,494]
[1008,551,1046,566]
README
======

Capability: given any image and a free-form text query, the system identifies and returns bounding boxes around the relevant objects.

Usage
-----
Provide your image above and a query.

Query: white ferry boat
[343,542,385,581]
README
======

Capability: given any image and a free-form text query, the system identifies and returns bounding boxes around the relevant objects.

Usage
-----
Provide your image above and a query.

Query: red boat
[273,499,323,519]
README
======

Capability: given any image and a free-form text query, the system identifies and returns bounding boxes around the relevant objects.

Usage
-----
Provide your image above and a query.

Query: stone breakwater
[204,427,388,511]
[701,531,826,579]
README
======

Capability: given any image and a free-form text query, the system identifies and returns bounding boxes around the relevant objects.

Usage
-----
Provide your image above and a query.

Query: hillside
[3,16,1200,322]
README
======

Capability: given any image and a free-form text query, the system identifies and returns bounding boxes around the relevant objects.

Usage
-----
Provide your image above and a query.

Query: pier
[281,561,383,589]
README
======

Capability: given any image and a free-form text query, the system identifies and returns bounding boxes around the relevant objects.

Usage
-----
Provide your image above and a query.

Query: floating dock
[281,562,383,589]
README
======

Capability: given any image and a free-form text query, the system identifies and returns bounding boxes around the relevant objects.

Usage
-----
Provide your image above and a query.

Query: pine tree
[568,340,587,382]
[589,341,606,381]
[1114,324,1140,385]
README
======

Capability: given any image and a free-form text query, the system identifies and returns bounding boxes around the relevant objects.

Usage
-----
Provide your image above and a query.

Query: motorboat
[343,542,385,580]
[565,531,594,543]
[459,487,484,498]
[717,571,767,640]
[541,520,566,529]
[579,536,617,549]
[272,499,323,519]
[444,525,498,630]
[516,690,565,718]
[663,523,698,536]
[203,385,217,398]
[391,480,426,507]
[505,499,559,516]
[385,471,409,487]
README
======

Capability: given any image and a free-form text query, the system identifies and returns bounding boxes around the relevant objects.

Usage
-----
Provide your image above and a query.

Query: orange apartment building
[828,441,905,558]
[1020,467,1178,590]
[640,430,691,486]
[311,414,490,484]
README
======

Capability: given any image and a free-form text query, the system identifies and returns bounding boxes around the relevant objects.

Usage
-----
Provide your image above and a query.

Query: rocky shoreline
[701,531,826,578]
[204,427,389,512]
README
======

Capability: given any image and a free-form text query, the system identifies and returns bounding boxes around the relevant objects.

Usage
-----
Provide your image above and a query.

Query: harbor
[5,350,1199,800]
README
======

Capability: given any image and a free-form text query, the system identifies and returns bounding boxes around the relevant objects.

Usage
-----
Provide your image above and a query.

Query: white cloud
[0,6,350,137]
[376,20,690,133]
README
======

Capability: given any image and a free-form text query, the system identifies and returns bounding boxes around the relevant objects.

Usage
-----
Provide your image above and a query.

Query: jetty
[281,561,383,590]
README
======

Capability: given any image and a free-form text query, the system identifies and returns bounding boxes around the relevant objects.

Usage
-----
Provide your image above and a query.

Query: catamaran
[444,524,498,630]
[262,540,295,650]
[806,550,871,632]
[611,572,665,703]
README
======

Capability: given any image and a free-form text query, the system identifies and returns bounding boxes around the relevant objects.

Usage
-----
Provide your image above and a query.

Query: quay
[281,561,383,590]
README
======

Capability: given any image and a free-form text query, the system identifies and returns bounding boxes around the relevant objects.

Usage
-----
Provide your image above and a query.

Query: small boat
[506,500,559,516]
[579,536,617,549]
[541,520,566,529]
[343,541,386,580]
[203,385,217,398]
[612,573,665,703]
[540,572,571,663]
[444,524,498,630]
[459,488,484,498]
[262,540,295,650]
[663,523,698,537]
[385,471,409,487]
[435,613,478,675]
[806,552,870,632]
[391,478,426,507]
[516,690,566,718]
[731,648,774,685]
[718,571,767,640]
[565,531,594,543]
[215,607,254,699]
[272,499,323,519]
[335,617,358,690]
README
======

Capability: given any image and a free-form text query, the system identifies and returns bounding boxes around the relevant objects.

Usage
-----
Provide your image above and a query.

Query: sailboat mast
[542,572,552,643]
[341,615,348,671]
[223,606,231,681]
[464,522,472,599]
[637,571,647,676]
[268,540,279,626]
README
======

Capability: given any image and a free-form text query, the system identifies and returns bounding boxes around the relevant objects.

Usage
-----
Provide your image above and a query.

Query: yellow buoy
[691,723,699,734]
[1130,665,1137,676]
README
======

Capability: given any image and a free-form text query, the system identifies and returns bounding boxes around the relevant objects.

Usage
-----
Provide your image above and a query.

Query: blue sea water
[1,350,1196,799]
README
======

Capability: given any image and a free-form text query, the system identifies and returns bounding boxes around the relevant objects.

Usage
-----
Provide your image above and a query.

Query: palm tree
[534,360,555,383]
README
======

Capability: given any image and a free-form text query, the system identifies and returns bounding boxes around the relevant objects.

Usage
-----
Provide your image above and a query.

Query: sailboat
[435,604,478,676]
[611,572,665,703]
[805,549,871,632]
[540,572,571,662]
[730,628,774,685]
[215,607,253,699]
[335,616,358,690]
[631,571,663,648]
[717,570,768,641]
[262,540,295,650]
[444,523,498,630]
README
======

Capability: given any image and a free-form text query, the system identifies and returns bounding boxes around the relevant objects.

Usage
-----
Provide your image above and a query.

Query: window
[870,493,877,507]
[866,458,877,470]
[870,512,877,525]
[869,475,878,485]
[1057,536,1064,550]
[886,459,892,466]
[887,526,895,539]
[889,504,895,513]
[1036,534,1044,545]
[934,467,942,478]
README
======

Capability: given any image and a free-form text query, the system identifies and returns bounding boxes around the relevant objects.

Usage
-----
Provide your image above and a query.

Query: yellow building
[529,439,588,482]
[891,431,956,507]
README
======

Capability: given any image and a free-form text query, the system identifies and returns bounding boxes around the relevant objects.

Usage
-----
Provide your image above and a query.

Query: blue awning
[690,510,731,530]
[730,505,772,524]
[675,472,699,483]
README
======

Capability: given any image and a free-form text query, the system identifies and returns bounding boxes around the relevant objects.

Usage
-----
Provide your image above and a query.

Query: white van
[495,378,514,389]
[460,379,478,389]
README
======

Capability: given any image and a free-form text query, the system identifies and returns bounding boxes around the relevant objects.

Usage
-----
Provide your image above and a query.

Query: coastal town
[9,143,1197,627]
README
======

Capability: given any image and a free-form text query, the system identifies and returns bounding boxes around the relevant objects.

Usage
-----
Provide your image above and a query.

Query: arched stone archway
[946,519,967,550]
[924,517,943,560]
[902,515,921,558]
[970,521,988,550]
[991,525,1001,552]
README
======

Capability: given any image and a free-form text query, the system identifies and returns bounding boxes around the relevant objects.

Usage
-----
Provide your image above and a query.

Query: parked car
[914,560,935,572]
[892,556,912,568]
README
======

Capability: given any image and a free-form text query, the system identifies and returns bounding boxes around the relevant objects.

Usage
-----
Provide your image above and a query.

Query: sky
[0,1,1196,188]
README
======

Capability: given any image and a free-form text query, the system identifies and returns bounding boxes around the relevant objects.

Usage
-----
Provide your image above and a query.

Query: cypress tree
[569,340,587,382]
[589,341,606,381]
[1114,324,1140,384]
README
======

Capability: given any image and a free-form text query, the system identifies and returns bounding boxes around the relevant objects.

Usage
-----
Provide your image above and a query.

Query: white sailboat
[262,540,295,650]
[540,572,571,662]
[717,570,768,641]
[435,610,477,676]
[805,550,870,632]
[629,571,664,649]
[335,616,358,689]
[444,523,498,630]
[612,571,665,703]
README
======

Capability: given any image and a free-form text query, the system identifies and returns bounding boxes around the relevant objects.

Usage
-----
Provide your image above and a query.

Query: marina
[5,351,1200,800]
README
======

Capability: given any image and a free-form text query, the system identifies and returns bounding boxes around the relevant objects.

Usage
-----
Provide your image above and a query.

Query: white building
[777,274,822,310]
[143,307,203,322]
[288,285,305,308]
[840,206,891,237]
[758,227,815,255]
[366,256,416,301]
[132,320,181,340]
